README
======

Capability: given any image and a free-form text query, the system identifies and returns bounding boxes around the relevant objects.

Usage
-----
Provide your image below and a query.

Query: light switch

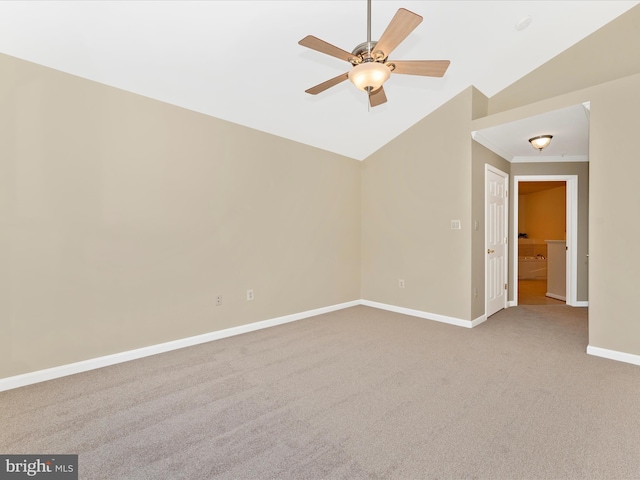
[451,220,461,230]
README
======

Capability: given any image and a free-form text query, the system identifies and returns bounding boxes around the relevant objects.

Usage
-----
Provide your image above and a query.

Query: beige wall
[588,74,640,355]
[361,88,475,321]
[518,185,566,243]
[471,142,510,319]
[0,53,361,379]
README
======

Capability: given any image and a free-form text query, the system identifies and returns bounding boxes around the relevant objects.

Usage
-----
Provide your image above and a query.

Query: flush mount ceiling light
[529,134,553,151]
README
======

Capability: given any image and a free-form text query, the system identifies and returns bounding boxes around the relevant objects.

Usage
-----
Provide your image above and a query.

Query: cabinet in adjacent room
[546,240,566,301]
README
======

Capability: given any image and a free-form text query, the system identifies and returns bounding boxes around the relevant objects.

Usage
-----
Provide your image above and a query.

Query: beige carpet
[1,305,640,479]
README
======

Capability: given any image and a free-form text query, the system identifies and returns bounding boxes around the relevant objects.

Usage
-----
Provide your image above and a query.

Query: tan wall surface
[519,185,566,241]
[361,88,474,321]
[588,74,640,355]
[0,53,362,378]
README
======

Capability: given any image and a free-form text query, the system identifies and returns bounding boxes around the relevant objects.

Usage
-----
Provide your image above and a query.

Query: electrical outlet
[399,279,405,288]
[215,294,222,306]
[246,289,254,301]
[451,220,461,230]
[474,288,478,298]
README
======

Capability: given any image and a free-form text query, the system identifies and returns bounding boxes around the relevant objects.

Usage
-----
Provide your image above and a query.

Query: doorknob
[487,249,495,254]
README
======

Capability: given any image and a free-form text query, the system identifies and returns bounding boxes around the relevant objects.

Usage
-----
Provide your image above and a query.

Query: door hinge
[504,283,508,290]
[505,190,508,198]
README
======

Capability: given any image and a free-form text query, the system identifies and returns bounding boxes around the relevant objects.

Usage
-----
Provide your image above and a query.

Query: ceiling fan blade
[374,8,423,59]
[369,86,387,107]
[299,35,355,63]
[389,60,451,77]
[305,72,350,95]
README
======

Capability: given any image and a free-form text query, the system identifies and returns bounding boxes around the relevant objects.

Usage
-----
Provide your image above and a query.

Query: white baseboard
[360,300,474,328]
[0,300,360,392]
[587,345,640,367]
[4,296,599,393]
[471,314,488,327]
[509,299,588,307]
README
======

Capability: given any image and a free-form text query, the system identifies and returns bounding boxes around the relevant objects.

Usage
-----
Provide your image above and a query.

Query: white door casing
[512,175,579,306]
[486,165,509,317]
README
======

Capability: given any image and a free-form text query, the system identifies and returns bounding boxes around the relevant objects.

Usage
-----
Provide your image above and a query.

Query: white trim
[511,155,587,164]
[587,345,640,367]
[574,301,589,307]
[0,300,360,392]
[0,299,532,392]
[507,300,517,307]
[471,314,488,327]
[513,175,580,307]
[545,292,566,301]
[471,131,511,162]
[361,300,474,328]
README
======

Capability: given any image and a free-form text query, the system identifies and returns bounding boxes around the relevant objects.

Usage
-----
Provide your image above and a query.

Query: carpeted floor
[1,305,639,479]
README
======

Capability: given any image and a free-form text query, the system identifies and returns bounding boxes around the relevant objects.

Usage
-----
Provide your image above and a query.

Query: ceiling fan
[298,0,450,107]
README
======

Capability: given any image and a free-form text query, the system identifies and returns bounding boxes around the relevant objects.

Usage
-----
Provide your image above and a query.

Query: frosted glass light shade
[529,135,553,151]
[348,62,390,92]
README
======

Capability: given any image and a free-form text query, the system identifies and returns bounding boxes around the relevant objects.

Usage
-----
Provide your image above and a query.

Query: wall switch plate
[451,220,461,230]
[215,294,222,306]
[399,279,405,288]
[246,289,254,301]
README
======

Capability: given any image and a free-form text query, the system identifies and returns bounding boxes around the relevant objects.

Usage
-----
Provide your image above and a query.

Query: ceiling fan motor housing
[350,41,388,64]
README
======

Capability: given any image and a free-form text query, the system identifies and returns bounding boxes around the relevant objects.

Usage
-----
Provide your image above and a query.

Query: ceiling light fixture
[348,61,391,92]
[347,1,392,94]
[299,0,450,107]
[529,134,553,151]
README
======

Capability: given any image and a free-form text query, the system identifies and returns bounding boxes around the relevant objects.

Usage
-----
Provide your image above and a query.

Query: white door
[486,166,508,317]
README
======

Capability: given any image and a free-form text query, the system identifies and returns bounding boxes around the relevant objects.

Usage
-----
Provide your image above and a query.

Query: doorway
[517,181,566,305]
[513,175,578,306]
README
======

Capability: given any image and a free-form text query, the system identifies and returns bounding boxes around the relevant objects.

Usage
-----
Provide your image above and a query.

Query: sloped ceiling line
[0,1,633,160]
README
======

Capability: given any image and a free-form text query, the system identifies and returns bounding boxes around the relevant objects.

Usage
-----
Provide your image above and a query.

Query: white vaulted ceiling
[0,1,637,160]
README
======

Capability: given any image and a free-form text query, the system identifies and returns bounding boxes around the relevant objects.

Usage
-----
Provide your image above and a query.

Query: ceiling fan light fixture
[529,134,553,151]
[348,61,390,92]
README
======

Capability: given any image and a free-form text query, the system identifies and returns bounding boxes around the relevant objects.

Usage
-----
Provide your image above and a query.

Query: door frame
[512,175,579,306]
[485,164,509,317]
